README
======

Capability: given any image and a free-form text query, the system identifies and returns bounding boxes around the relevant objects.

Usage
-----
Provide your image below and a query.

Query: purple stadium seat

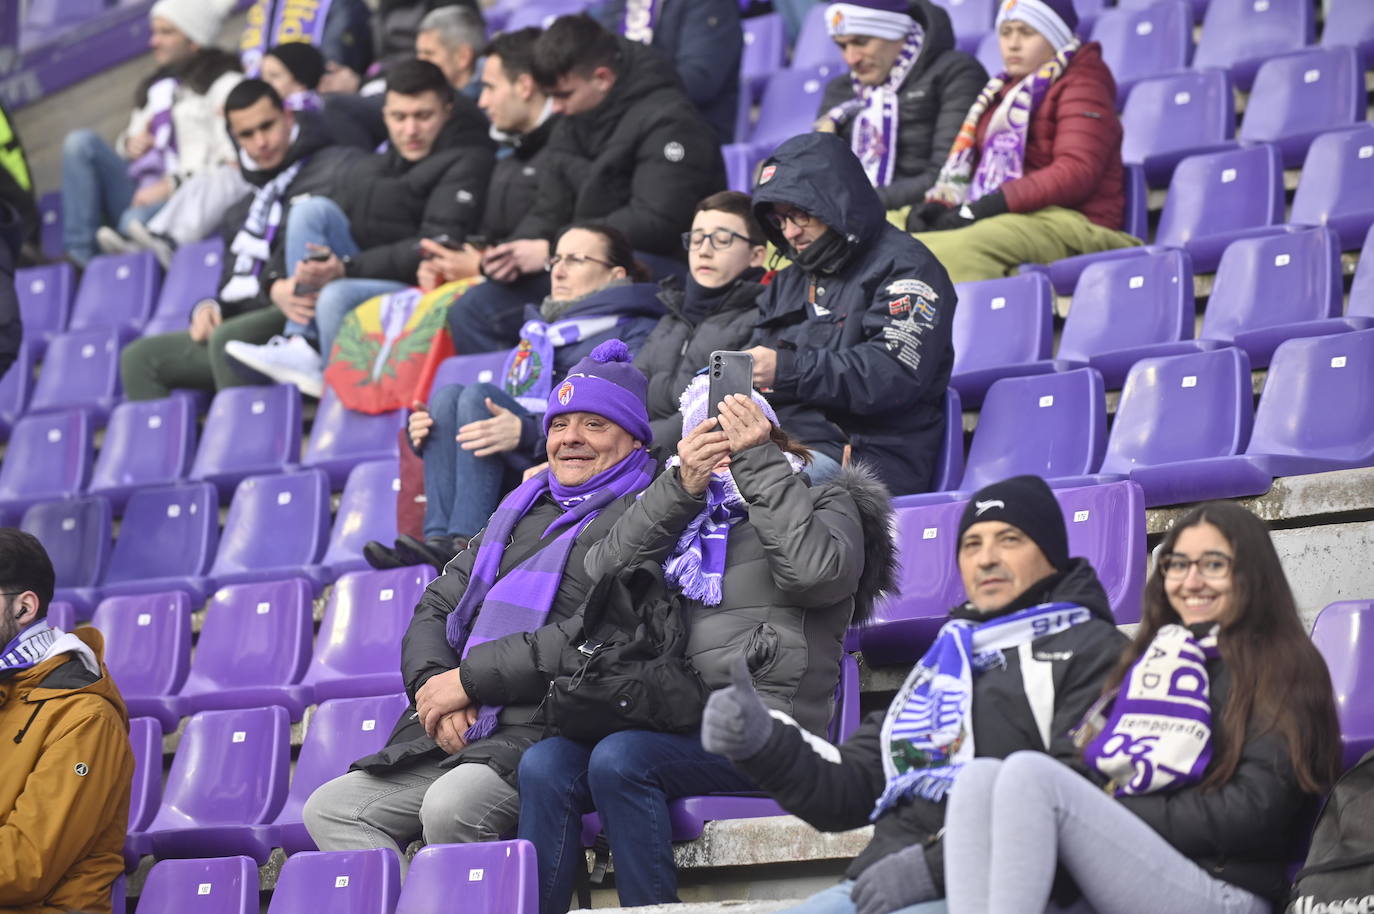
[0,409,92,516]
[1122,69,1235,190]
[1154,143,1287,272]
[209,469,330,592]
[301,386,403,489]
[858,498,968,665]
[15,261,74,353]
[1238,47,1362,168]
[1290,125,1374,253]
[266,849,402,914]
[140,706,291,863]
[1091,0,1191,107]
[257,693,410,855]
[931,0,996,53]
[949,272,1058,405]
[974,29,1002,76]
[428,351,510,393]
[723,141,761,193]
[100,481,217,603]
[1321,0,1374,64]
[792,3,844,68]
[132,857,258,914]
[1098,347,1254,506]
[68,251,161,339]
[189,384,302,495]
[1199,226,1343,367]
[1056,481,1147,624]
[741,13,785,96]
[86,396,196,510]
[38,192,62,260]
[311,459,401,581]
[142,239,225,337]
[397,840,538,914]
[930,387,964,494]
[749,63,844,153]
[27,327,123,423]
[957,368,1108,493]
[173,578,314,721]
[1056,249,1216,387]
[0,340,34,439]
[1311,600,1374,769]
[94,591,193,734]
[1192,0,1314,91]
[125,716,163,869]
[46,599,75,633]
[20,495,111,619]
[297,567,435,704]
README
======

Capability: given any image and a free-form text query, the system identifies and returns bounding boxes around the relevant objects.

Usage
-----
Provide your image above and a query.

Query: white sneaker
[125,220,176,269]
[224,335,324,398]
[95,226,140,256]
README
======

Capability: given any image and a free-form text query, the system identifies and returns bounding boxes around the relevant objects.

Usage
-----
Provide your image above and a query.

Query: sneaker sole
[224,342,325,399]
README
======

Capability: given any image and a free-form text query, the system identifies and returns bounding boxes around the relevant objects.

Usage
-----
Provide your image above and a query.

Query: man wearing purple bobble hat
[304,339,657,866]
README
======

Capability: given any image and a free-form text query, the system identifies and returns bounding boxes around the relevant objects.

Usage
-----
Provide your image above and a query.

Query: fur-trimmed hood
[821,459,898,626]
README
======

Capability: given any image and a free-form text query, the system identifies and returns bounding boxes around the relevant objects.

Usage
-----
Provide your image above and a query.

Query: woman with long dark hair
[939,500,1342,914]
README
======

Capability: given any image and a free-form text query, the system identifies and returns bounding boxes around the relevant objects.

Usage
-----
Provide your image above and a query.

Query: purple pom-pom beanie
[543,339,653,445]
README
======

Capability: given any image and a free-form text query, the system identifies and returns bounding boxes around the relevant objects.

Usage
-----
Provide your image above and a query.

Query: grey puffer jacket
[586,444,897,736]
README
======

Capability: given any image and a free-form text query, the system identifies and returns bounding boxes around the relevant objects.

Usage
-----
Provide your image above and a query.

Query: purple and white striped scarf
[219,138,305,303]
[239,0,336,75]
[445,448,656,741]
[925,38,1080,207]
[1079,624,1220,796]
[0,620,98,677]
[127,77,179,187]
[619,0,662,44]
[818,22,924,189]
[501,315,630,413]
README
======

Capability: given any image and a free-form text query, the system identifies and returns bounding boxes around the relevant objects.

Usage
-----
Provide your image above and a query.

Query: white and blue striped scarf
[872,601,1093,817]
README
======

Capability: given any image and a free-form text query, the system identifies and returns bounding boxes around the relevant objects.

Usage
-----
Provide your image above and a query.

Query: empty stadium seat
[266,849,402,914]
[132,856,258,914]
[138,706,291,864]
[930,387,965,494]
[974,29,1001,76]
[1311,600,1374,769]
[1321,0,1374,63]
[301,386,403,489]
[1198,226,1343,367]
[20,495,110,618]
[1057,249,1214,387]
[749,63,844,154]
[86,396,196,510]
[15,260,74,353]
[189,384,302,495]
[1098,347,1255,506]
[396,840,539,914]
[142,239,226,337]
[94,591,193,734]
[209,469,330,591]
[297,567,434,705]
[0,341,34,440]
[1091,0,1191,107]
[257,693,410,855]
[46,599,75,632]
[27,327,123,422]
[949,272,1058,405]
[429,351,513,392]
[1056,481,1147,624]
[1155,143,1286,272]
[1121,69,1235,188]
[740,13,786,99]
[0,409,92,516]
[311,459,401,581]
[100,481,217,603]
[1192,0,1314,90]
[1290,125,1374,252]
[931,0,997,52]
[1237,47,1363,168]
[125,716,163,871]
[67,251,161,339]
[792,3,844,68]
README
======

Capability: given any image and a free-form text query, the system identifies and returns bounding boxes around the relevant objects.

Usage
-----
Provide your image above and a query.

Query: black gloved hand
[932,190,1010,232]
[850,843,939,914]
[906,200,952,234]
[701,654,773,761]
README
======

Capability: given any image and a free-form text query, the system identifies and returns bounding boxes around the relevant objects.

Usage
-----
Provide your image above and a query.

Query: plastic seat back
[143,239,225,336]
[178,578,314,700]
[91,591,192,701]
[301,386,403,489]
[1247,329,1374,464]
[87,396,196,503]
[318,459,401,576]
[1311,600,1374,768]
[750,63,844,151]
[1193,0,1314,88]
[189,384,302,494]
[1059,249,1195,362]
[1092,0,1191,103]
[133,856,258,914]
[68,251,161,336]
[20,495,111,589]
[15,261,74,343]
[103,481,218,590]
[792,3,844,68]
[397,840,538,914]
[950,273,1054,375]
[1290,124,1374,251]
[1156,144,1284,248]
[267,849,401,914]
[1055,481,1147,624]
[27,327,122,419]
[0,409,92,512]
[1121,69,1234,183]
[1238,46,1363,167]
[209,469,330,584]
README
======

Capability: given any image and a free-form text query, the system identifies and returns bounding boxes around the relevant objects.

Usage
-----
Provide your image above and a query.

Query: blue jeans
[807,449,843,484]
[282,196,362,340]
[517,730,757,914]
[422,382,533,538]
[61,129,143,264]
[446,271,549,354]
[780,881,947,914]
[314,278,407,361]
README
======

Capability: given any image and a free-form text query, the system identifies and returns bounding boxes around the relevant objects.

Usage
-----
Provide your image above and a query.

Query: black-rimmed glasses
[681,229,754,251]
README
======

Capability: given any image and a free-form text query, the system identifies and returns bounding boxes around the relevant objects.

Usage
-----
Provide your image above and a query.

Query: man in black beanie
[701,474,1128,914]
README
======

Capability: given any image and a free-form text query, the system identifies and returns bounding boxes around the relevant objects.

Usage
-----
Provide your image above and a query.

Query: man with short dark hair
[0,529,134,914]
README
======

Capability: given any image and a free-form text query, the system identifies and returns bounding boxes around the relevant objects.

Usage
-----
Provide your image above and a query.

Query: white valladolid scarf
[0,620,99,677]
[219,123,305,303]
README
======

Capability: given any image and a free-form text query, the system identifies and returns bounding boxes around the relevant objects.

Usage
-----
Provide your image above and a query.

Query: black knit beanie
[267,42,326,91]
[956,475,1070,571]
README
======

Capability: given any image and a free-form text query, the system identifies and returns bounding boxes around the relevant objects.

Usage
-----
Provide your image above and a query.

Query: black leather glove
[701,655,773,761]
[906,200,952,233]
[851,843,939,914]
[932,190,1010,232]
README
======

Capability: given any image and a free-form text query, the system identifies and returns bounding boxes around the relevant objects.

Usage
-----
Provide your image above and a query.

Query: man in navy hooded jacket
[746,132,955,496]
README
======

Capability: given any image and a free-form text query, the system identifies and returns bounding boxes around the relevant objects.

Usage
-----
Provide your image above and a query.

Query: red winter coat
[974,42,1125,230]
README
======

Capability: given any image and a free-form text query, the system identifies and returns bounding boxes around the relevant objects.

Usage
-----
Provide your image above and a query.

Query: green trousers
[119,306,286,401]
[914,205,1142,285]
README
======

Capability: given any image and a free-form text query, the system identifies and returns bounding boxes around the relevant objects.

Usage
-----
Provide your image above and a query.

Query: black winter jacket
[733,559,1127,880]
[481,115,559,245]
[0,199,22,382]
[510,37,727,258]
[749,133,956,496]
[633,273,765,451]
[817,0,987,210]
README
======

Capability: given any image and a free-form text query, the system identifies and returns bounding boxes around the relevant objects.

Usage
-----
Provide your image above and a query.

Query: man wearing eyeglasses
[0,529,134,914]
[745,132,956,496]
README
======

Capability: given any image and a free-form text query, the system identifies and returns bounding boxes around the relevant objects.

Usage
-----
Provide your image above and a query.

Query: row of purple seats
[101,564,432,729]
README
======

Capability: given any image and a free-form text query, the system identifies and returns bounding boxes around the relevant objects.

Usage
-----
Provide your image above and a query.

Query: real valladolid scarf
[501,315,631,413]
[925,38,1081,207]
[0,620,99,677]
[1078,624,1220,795]
[872,601,1093,817]
[444,448,656,742]
[219,124,305,303]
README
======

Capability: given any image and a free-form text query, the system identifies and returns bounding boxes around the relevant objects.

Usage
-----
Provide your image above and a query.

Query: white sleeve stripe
[768,708,843,765]
[1018,642,1056,751]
